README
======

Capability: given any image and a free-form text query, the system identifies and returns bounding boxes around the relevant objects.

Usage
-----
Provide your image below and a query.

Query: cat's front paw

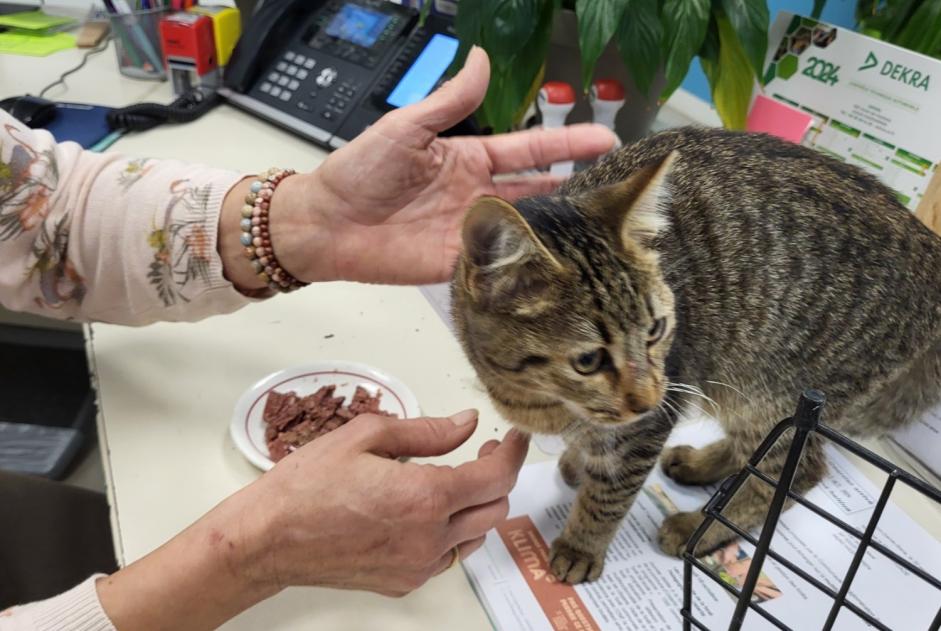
[558,454,582,488]
[661,445,704,485]
[549,537,605,584]
[657,511,705,557]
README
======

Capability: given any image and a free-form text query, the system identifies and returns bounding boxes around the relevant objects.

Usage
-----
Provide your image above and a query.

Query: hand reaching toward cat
[245,410,529,596]
[97,411,529,631]
[265,46,617,285]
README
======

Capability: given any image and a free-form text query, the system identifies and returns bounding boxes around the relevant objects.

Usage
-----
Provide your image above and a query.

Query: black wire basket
[681,389,941,631]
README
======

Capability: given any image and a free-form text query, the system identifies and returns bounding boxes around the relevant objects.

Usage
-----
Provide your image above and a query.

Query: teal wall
[681,0,858,102]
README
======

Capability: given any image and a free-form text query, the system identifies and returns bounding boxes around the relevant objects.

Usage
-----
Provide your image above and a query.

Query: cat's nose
[625,393,652,414]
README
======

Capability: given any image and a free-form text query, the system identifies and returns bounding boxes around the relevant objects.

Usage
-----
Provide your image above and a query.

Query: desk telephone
[221,0,471,149]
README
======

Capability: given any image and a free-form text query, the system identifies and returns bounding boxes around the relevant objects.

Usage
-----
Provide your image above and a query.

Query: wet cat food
[263,385,397,461]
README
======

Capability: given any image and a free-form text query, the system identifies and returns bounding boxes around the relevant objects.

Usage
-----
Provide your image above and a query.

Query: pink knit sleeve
[0,576,114,631]
[0,109,255,325]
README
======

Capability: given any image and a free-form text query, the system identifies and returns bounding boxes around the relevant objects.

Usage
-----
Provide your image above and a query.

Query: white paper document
[419,283,455,334]
[889,402,941,482]
[462,423,941,631]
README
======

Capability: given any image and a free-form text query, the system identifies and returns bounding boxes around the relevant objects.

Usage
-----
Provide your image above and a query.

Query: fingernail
[451,409,478,426]
[508,428,530,441]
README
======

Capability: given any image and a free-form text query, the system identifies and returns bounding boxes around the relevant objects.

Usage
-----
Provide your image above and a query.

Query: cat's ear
[461,196,563,315]
[589,151,678,249]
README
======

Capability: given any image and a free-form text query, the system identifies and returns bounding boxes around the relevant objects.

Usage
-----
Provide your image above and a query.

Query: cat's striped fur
[451,127,941,584]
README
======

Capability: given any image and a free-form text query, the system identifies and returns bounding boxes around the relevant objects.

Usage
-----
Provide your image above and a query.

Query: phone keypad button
[276,61,288,72]
[278,76,290,87]
[289,80,300,91]
[304,58,316,70]
[260,82,273,93]
[286,66,298,77]
[270,87,282,98]
[280,91,292,102]
[284,51,296,62]
[294,54,307,65]
[268,72,280,83]
[296,69,309,80]
[316,67,338,88]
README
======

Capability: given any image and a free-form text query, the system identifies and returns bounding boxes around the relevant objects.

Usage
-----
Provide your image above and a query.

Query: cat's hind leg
[661,438,743,485]
[657,433,827,556]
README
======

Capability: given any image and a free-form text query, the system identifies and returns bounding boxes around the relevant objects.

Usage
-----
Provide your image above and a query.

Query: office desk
[3,43,523,630]
[3,44,939,630]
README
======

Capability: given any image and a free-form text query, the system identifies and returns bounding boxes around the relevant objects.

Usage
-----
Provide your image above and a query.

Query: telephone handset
[220,0,474,149]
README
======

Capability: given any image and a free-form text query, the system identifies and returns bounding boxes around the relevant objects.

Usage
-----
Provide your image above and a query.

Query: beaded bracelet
[239,168,308,293]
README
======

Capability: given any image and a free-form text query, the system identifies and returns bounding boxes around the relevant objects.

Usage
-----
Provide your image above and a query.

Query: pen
[111,0,164,70]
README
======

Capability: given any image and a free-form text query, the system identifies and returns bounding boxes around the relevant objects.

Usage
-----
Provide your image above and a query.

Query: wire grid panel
[680,390,941,631]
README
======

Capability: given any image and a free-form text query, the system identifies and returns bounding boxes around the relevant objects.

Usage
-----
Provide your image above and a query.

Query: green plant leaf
[895,0,941,56]
[418,0,432,26]
[576,0,629,90]
[701,14,754,129]
[481,0,559,131]
[720,0,769,79]
[699,13,720,63]
[811,0,827,19]
[880,0,922,42]
[661,0,711,100]
[481,0,540,56]
[614,0,663,94]
[448,0,483,76]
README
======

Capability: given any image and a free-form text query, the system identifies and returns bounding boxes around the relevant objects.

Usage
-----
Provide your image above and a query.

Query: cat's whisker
[657,396,682,423]
[668,395,709,421]
[704,379,751,405]
[665,382,721,417]
[667,381,718,407]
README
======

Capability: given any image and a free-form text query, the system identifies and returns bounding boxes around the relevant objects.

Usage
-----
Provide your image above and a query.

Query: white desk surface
[3,43,939,631]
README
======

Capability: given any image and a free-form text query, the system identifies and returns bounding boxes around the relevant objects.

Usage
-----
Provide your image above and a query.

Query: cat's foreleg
[657,433,827,556]
[549,412,673,583]
[661,438,743,485]
[558,445,584,488]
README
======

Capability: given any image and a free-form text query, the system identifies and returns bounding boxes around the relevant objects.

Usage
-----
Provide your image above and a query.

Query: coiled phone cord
[106,87,222,133]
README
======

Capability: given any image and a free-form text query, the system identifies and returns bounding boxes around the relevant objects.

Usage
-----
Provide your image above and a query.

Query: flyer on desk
[462,422,941,631]
[760,12,941,211]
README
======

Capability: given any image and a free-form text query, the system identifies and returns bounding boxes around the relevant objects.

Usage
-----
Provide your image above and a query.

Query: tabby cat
[451,126,941,584]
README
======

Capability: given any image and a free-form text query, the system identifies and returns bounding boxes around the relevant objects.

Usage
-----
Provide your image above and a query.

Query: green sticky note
[0,31,77,57]
[0,10,75,31]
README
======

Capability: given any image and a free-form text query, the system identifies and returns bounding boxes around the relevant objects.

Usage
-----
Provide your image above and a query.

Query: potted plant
[856,0,941,59]
[445,0,827,135]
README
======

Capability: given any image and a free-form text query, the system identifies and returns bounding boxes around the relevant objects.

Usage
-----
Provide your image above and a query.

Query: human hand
[272,47,616,285]
[97,411,527,631]
[242,410,528,596]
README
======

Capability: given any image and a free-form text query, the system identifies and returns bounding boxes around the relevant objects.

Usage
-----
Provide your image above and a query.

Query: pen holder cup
[108,7,169,80]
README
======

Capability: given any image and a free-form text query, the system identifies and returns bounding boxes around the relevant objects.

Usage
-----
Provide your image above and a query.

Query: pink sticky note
[747,95,814,144]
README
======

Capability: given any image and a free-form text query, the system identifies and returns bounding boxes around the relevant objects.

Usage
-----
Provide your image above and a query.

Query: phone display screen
[386,34,459,109]
[325,3,392,48]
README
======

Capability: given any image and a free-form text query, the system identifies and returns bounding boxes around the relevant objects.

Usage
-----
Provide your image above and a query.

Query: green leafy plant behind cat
[856,0,941,58]
[449,0,812,131]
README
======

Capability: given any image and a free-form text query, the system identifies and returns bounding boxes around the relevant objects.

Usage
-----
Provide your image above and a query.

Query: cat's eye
[648,317,667,345]
[572,349,607,375]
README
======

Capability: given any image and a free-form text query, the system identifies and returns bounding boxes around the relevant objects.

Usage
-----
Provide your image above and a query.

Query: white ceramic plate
[230,361,421,471]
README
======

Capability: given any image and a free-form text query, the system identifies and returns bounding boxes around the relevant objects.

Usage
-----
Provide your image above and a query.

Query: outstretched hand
[276,46,616,285]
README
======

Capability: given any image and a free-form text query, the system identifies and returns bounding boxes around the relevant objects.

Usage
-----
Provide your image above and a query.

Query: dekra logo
[859,51,931,91]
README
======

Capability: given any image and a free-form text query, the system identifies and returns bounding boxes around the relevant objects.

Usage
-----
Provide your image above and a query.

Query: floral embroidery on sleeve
[117,158,153,191]
[147,179,213,306]
[1,123,86,311]
[30,215,86,311]
[0,124,58,239]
